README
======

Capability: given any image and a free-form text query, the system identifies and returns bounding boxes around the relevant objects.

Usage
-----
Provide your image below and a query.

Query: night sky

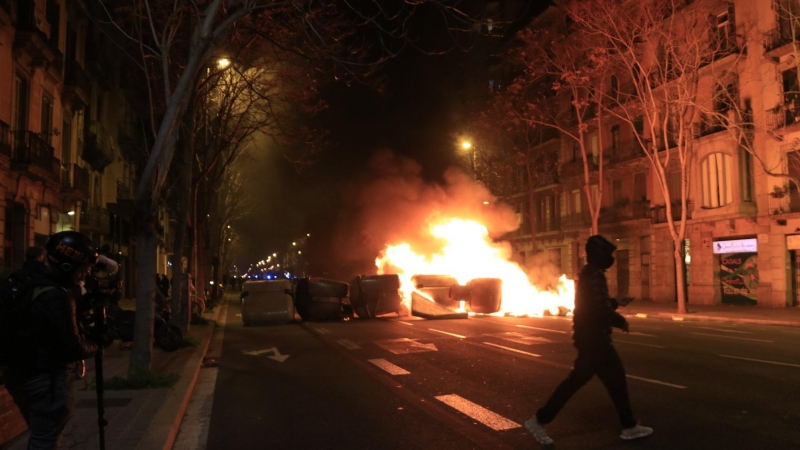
[232,1,546,276]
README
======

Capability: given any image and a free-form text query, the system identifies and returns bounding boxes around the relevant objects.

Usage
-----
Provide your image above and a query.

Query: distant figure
[159,274,170,298]
[523,235,653,445]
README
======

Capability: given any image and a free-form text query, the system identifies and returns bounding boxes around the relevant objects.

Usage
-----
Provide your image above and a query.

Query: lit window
[701,153,733,208]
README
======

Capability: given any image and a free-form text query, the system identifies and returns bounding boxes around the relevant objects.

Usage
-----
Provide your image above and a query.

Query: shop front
[713,238,759,306]
[787,235,800,307]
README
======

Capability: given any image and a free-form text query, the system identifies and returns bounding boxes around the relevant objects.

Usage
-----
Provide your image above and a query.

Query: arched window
[701,153,733,208]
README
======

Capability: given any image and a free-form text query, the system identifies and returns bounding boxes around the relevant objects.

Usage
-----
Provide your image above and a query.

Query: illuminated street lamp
[217,58,231,69]
[292,242,296,246]
[460,140,476,179]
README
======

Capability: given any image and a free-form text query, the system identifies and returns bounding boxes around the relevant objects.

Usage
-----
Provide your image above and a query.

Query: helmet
[45,231,98,275]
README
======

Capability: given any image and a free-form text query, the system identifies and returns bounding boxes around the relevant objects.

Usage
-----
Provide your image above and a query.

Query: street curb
[625,311,800,328]
[135,303,224,450]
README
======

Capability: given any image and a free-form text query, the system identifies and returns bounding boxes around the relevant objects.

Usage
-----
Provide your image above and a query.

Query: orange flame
[376,218,575,316]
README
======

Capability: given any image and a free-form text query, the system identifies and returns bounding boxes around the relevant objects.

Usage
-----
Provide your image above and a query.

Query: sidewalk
[2,297,225,450]
[622,300,800,327]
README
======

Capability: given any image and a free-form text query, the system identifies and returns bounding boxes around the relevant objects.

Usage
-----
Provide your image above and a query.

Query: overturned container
[240,280,295,325]
[449,278,503,314]
[294,277,354,321]
[350,274,404,319]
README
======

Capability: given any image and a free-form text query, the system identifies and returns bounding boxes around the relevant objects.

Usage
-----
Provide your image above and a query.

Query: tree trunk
[130,223,157,376]
[674,241,688,314]
[170,135,193,333]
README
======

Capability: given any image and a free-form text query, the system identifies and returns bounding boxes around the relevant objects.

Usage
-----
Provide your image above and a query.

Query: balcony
[116,180,133,200]
[83,121,114,171]
[652,201,693,224]
[0,120,10,156]
[765,24,800,57]
[80,207,110,235]
[693,113,727,138]
[607,141,645,165]
[117,121,145,164]
[63,60,91,109]
[560,211,591,229]
[13,0,61,71]
[10,130,58,180]
[60,163,90,200]
[766,104,800,131]
[599,200,650,224]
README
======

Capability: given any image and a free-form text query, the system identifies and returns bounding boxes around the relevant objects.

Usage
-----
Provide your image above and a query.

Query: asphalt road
[196,298,800,450]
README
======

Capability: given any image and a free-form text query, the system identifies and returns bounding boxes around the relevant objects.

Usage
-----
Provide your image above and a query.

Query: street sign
[712,238,757,254]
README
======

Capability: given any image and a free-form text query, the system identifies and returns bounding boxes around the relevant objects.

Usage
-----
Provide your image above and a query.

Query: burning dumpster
[294,277,354,321]
[350,274,404,319]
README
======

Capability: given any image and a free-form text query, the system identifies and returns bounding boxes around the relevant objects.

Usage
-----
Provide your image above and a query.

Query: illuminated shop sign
[712,238,758,254]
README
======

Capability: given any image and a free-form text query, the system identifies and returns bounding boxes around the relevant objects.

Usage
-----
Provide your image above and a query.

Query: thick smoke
[308,150,526,281]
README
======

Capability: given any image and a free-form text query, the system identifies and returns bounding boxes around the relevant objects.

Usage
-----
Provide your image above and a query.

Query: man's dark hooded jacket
[13,261,98,375]
[572,236,628,347]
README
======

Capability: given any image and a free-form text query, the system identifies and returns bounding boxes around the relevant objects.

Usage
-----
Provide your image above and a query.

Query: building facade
[496,0,800,308]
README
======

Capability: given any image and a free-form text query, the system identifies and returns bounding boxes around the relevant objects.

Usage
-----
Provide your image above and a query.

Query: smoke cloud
[307,150,525,281]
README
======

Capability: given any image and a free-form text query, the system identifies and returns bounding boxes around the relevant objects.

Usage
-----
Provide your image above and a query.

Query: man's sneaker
[620,424,653,440]
[524,417,554,445]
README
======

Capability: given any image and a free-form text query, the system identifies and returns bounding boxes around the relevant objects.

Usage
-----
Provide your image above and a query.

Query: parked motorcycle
[105,305,183,352]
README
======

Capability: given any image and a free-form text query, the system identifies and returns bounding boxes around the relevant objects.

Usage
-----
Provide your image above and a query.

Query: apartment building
[496,0,800,308]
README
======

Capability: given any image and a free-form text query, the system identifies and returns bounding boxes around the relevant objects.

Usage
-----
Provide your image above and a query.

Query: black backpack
[0,270,54,367]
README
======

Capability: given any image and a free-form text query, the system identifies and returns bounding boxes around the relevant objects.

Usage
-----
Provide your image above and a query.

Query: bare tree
[568,0,742,313]
[499,24,609,235]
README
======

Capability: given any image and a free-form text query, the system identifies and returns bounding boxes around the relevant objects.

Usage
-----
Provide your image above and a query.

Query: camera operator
[2,231,102,450]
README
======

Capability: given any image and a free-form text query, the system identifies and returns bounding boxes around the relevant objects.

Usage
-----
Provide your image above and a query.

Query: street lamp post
[461,140,475,180]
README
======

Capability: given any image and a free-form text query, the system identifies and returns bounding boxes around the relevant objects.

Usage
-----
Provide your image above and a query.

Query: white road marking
[375,338,438,354]
[395,321,415,326]
[368,359,411,375]
[632,325,662,330]
[672,316,685,321]
[428,328,466,339]
[635,313,648,318]
[516,324,568,334]
[694,326,752,334]
[615,340,666,349]
[719,354,800,368]
[243,347,289,362]
[311,327,331,334]
[626,331,657,337]
[626,375,687,389]
[690,332,773,343]
[435,394,520,431]
[482,342,541,358]
[337,339,361,350]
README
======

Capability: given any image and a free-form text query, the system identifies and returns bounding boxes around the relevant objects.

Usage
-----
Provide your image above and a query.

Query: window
[572,141,579,162]
[613,179,625,206]
[61,117,71,164]
[634,173,647,202]
[711,3,736,53]
[610,125,620,159]
[701,153,733,208]
[740,147,753,202]
[713,82,737,114]
[560,191,568,217]
[667,171,682,204]
[572,189,582,214]
[12,75,29,131]
[610,75,619,99]
[41,95,54,142]
[588,132,598,165]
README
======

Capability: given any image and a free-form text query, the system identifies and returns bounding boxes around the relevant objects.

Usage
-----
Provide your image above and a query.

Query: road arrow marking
[244,347,290,362]
[375,338,437,354]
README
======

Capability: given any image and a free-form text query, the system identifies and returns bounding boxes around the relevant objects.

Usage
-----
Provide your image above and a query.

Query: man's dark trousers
[5,369,74,450]
[535,343,637,428]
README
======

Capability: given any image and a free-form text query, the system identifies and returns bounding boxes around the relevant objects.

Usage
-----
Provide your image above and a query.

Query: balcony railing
[765,25,800,53]
[693,113,727,138]
[80,207,110,235]
[599,200,650,224]
[64,60,91,104]
[0,120,10,156]
[10,130,57,177]
[766,104,800,131]
[652,201,693,224]
[607,141,645,165]
[61,163,90,198]
[560,211,591,229]
[768,191,800,215]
